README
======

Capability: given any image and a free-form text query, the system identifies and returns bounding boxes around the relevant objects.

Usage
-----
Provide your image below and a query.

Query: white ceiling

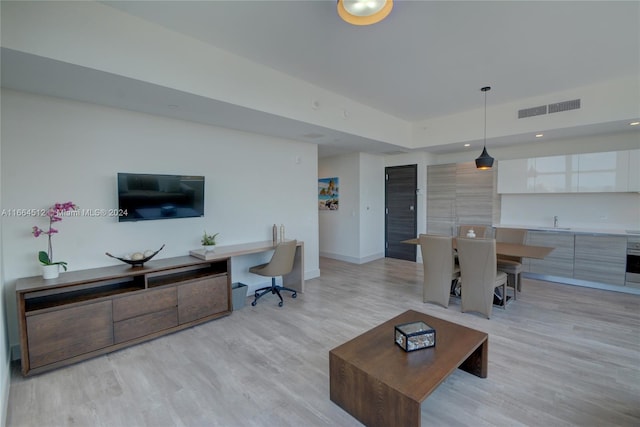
[102,0,639,121]
[3,1,639,157]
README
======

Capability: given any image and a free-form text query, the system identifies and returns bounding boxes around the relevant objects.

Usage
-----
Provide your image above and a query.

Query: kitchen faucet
[553,216,559,228]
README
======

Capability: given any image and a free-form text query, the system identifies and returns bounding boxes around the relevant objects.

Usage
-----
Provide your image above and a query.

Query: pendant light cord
[483,86,490,149]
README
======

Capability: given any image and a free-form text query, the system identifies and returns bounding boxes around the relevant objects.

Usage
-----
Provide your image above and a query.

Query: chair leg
[278,286,297,298]
[506,273,516,301]
[504,272,518,301]
[450,278,461,297]
[273,287,284,307]
[251,278,297,307]
[251,286,274,306]
[502,282,507,309]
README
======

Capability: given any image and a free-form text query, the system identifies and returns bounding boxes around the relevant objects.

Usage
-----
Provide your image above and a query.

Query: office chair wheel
[278,301,283,307]
[251,301,257,306]
[292,293,297,298]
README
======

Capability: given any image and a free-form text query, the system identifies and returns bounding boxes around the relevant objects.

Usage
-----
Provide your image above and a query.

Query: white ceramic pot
[203,245,215,252]
[42,264,59,280]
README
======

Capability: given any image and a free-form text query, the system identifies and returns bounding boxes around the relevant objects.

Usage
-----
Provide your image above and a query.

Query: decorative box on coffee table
[394,320,436,352]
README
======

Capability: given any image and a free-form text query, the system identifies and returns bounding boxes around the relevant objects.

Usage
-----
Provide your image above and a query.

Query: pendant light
[475,86,495,170]
[337,0,393,26]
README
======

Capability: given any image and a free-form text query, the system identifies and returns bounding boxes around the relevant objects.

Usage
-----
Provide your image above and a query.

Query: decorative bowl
[106,244,165,267]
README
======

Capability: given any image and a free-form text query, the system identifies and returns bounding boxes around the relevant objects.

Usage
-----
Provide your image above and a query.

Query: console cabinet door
[178,275,229,324]
[26,301,113,369]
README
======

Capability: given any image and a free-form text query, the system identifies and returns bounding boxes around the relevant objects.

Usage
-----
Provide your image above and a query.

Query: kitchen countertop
[494,224,640,237]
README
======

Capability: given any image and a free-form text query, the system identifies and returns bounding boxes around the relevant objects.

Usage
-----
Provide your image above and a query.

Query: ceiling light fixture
[630,121,640,126]
[337,0,393,26]
[535,133,544,138]
[475,86,495,170]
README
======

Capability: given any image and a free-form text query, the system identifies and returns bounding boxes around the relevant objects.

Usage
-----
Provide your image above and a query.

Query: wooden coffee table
[329,310,488,427]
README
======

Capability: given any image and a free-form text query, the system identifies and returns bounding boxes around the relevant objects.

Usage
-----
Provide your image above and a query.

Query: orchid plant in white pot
[32,201,78,278]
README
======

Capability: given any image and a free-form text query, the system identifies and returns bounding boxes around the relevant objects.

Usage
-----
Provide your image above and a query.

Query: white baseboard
[1,358,9,427]
[523,273,640,295]
[305,269,320,280]
[319,251,384,265]
[10,345,20,362]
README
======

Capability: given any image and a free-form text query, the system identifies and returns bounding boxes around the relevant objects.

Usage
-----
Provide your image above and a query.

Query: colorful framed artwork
[318,177,339,210]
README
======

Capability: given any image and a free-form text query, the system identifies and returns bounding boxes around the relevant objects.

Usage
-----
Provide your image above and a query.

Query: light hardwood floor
[7,257,640,426]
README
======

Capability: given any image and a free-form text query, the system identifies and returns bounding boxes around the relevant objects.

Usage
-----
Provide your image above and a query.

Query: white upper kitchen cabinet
[533,155,579,193]
[577,151,629,192]
[498,150,638,194]
[628,149,640,192]
[497,158,535,193]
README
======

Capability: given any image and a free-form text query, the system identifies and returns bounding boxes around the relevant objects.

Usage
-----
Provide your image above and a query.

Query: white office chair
[250,240,298,307]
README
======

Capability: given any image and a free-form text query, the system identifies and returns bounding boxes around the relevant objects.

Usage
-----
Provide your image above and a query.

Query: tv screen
[117,173,205,222]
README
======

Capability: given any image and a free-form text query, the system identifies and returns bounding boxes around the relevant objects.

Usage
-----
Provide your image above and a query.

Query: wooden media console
[16,256,232,376]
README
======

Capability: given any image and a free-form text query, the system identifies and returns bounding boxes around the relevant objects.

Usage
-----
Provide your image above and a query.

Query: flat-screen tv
[117,173,205,222]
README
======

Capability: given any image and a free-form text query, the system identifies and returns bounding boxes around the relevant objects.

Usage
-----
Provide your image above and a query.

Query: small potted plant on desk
[201,231,219,252]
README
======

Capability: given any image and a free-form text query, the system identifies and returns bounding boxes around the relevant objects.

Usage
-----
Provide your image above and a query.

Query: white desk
[190,240,305,293]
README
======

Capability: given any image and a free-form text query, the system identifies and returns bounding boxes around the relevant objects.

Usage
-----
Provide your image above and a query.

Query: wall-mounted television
[117,173,205,222]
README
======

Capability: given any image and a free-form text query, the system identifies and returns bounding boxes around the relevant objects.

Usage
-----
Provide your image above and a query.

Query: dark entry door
[385,165,417,261]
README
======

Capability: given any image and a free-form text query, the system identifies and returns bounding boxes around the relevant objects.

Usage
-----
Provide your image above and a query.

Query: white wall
[358,153,385,261]
[0,91,8,427]
[318,153,385,264]
[500,193,639,230]
[1,89,320,359]
[318,153,361,262]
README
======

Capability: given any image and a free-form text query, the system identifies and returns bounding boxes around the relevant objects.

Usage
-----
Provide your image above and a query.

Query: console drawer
[113,287,177,322]
[114,307,178,343]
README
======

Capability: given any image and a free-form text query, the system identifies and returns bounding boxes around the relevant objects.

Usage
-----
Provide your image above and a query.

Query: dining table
[402,237,554,259]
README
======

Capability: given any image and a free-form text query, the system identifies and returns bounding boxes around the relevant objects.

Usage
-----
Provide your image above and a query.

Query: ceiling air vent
[548,99,580,114]
[518,105,547,119]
